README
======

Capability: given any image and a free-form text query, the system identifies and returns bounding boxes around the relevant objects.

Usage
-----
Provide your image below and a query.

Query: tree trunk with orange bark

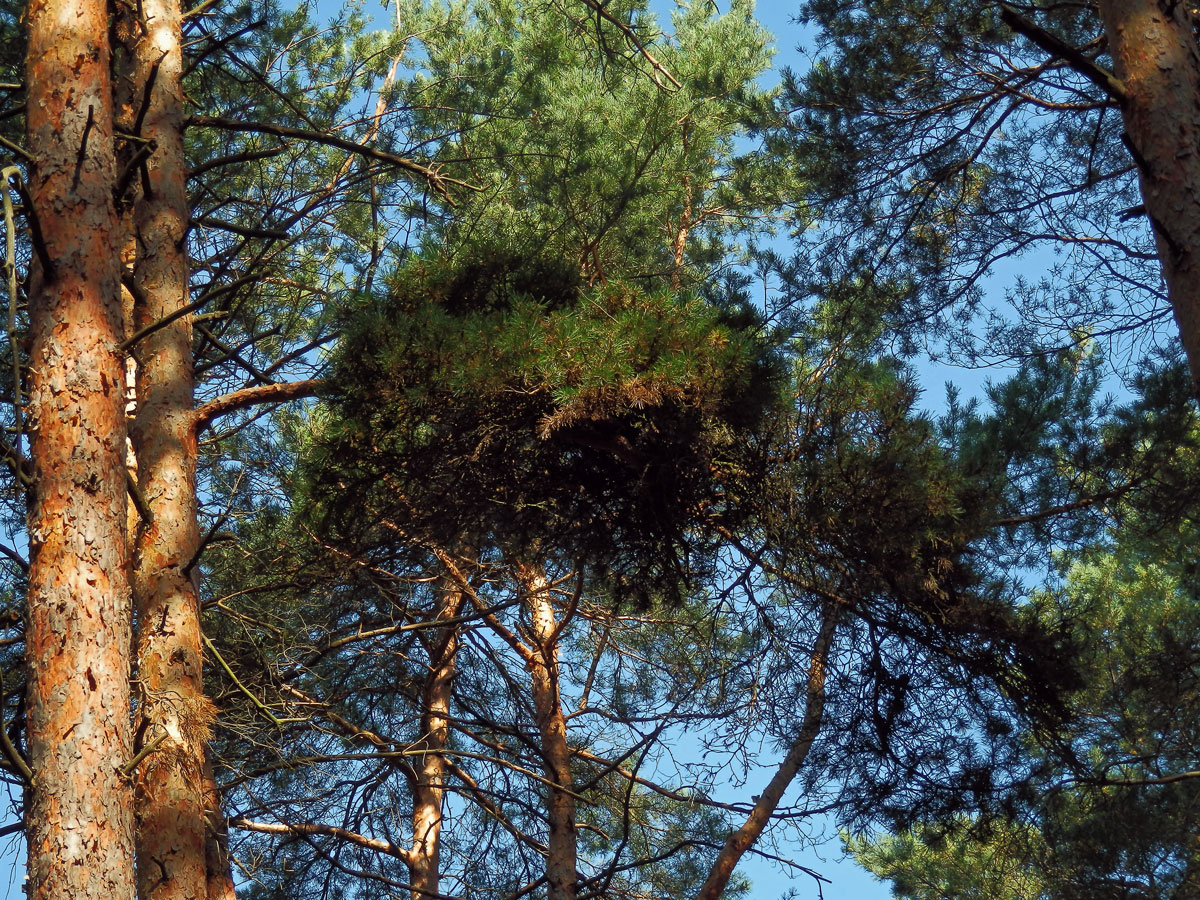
[408,578,464,900]
[1091,1,1200,395]
[519,565,578,900]
[112,0,221,895]
[203,758,238,900]
[23,1,137,898]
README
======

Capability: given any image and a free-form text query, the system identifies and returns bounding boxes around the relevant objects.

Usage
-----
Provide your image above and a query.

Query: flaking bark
[202,758,238,900]
[115,0,220,896]
[23,1,137,897]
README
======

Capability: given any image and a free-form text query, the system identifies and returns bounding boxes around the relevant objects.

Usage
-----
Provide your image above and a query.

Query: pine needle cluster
[301,248,783,603]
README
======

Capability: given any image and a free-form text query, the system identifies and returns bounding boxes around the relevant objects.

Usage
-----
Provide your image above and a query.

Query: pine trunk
[1094,1,1200,394]
[520,565,577,900]
[693,605,839,900]
[203,758,238,900]
[409,579,463,900]
[122,0,216,896]
[23,1,136,898]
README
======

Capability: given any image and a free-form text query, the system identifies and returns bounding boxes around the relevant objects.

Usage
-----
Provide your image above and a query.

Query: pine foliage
[302,248,783,603]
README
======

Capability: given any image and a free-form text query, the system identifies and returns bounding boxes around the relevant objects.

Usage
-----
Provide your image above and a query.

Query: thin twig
[0,134,31,162]
[187,115,479,204]
[120,286,209,353]
[71,104,96,191]
[187,146,286,180]
[201,633,285,728]
[190,215,289,241]
[182,0,221,18]
[120,731,168,778]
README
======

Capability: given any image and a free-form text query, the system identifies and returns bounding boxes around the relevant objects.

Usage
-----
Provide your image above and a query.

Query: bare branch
[193,379,324,432]
[188,115,480,203]
[191,215,289,241]
[120,282,210,352]
[576,0,681,90]
[228,817,415,867]
[693,603,840,900]
[187,146,287,180]
[999,4,1125,102]
[125,469,154,526]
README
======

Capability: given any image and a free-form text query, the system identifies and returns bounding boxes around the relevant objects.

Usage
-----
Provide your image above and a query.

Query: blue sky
[643,3,896,898]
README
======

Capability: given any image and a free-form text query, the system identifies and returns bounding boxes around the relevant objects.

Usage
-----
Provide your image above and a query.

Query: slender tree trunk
[693,604,840,900]
[202,757,238,900]
[1093,1,1200,394]
[519,564,578,900]
[408,577,464,900]
[115,0,218,897]
[23,1,136,898]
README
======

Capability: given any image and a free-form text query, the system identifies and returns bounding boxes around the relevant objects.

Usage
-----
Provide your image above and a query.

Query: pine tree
[206,3,793,896]
[4,2,459,898]
[848,495,1200,899]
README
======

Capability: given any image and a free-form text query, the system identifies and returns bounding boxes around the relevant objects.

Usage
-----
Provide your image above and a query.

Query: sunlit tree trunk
[409,577,464,900]
[114,0,218,896]
[519,563,578,900]
[1094,1,1200,394]
[23,1,136,898]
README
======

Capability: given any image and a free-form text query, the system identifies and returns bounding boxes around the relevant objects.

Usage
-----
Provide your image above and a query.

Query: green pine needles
[302,249,783,604]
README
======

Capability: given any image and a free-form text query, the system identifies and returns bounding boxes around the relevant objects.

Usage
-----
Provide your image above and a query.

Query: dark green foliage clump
[765,350,1079,781]
[302,251,782,602]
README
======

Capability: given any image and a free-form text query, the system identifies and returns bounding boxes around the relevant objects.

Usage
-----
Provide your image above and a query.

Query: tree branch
[576,0,681,91]
[193,379,324,432]
[190,215,289,241]
[0,663,30,784]
[693,603,840,900]
[228,817,415,867]
[126,469,154,526]
[187,115,480,203]
[1099,769,1200,787]
[193,321,274,385]
[120,281,210,352]
[0,540,27,574]
[187,146,287,180]
[999,4,1125,103]
[990,476,1142,529]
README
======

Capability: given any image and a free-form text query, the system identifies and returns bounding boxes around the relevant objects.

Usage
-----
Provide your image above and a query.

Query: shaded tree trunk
[408,577,465,900]
[693,604,839,900]
[1094,1,1200,394]
[23,0,136,898]
[519,564,578,900]
[203,758,238,900]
